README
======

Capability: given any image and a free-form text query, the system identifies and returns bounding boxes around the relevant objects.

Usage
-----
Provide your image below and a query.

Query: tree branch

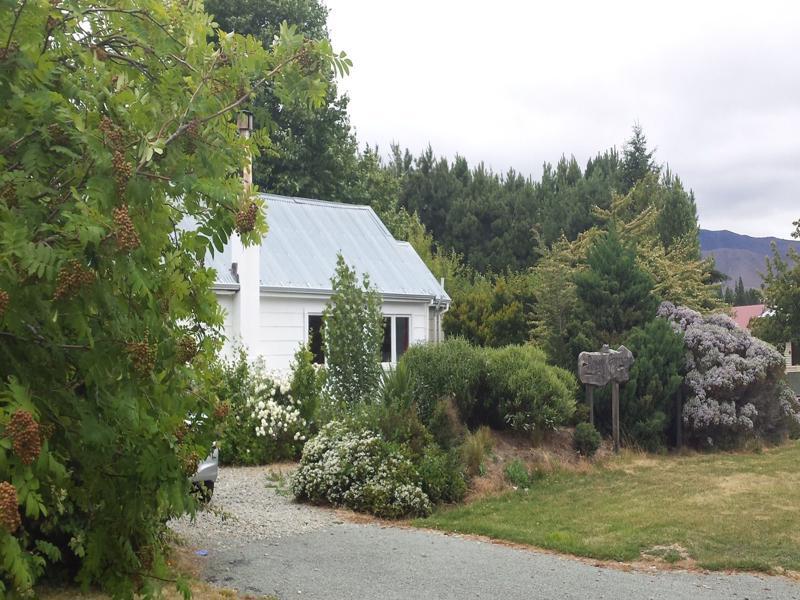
[3,0,27,55]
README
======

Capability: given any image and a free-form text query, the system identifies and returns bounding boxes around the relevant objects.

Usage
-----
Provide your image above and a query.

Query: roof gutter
[260,284,446,304]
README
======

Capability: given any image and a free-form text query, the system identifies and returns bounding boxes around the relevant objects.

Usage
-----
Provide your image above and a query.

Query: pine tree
[573,225,659,347]
[621,123,658,192]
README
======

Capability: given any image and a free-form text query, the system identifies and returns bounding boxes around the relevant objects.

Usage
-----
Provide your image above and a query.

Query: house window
[308,314,324,364]
[381,315,411,363]
[792,341,799,366]
[395,316,410,361]
[382,318,392,363]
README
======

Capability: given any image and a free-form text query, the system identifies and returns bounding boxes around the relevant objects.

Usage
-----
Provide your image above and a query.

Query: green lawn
[416,442,800,572]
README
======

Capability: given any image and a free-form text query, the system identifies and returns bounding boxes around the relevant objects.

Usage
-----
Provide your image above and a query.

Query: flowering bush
[291,422,432,518]
[216,347,321,465]
[659,302,800,447]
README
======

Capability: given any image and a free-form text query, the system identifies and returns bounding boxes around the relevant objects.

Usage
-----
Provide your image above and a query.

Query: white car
[190,444,218,500]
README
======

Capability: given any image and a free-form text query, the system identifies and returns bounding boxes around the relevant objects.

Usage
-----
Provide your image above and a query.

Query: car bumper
[191,447,219,484]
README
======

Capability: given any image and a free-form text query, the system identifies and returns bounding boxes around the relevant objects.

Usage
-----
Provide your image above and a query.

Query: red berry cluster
[180,450,200,476]
[176,335,197,363]
[112,150,132,192]
[39,422,55,442]
[99,117,132,192]
[6,410,41,466]
[47,123,69,146]
[235,201,258,234]
[99,116,124,148]
[54,260,95,300]
[213,401,230,420]
[297,44,321,76]
[0,482,20,533]
[126,341,156,375]
[184,119,200,154]
[175,423,189,443]
[0,182,14,205]
[113,205,140,251]
[0,42,19,62]
[0,289,8,316]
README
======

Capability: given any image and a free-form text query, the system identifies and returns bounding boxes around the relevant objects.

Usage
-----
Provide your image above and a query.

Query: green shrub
[215,350,315,465]
[291,422,431,518]
[484,345,577,432]
[573,422,602,457]
[290,344,326,426]
[380,361,414,409]
[504,459,532,488]
[427,396,467,450]
[417,445,467,504]
[323,255,384,407]
[357,399,434,461]
[400,337,486,423]
[461,426,493,477]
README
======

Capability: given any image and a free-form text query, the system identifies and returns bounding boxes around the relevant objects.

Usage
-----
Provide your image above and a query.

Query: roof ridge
[258,193,372,211]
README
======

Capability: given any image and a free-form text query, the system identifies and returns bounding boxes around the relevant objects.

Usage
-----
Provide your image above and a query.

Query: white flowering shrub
[291,422,432,518]
[215,349,320,465]
[658,302,800,447]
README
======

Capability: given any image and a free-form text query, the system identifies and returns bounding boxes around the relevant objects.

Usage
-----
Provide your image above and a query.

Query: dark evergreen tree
[655,169,699,251]
[595,318,685,450]
[573,226,659,347]
[205,0,359,200]
[621,123,658,192]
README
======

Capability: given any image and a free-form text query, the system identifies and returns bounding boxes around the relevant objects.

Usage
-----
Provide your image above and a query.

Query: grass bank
[416,441,800,572]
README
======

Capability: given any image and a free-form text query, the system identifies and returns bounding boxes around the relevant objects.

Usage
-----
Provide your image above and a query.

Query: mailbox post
[578,345,634,453]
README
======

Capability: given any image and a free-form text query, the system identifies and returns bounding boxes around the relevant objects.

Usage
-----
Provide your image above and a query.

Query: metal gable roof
[258,194,450,302]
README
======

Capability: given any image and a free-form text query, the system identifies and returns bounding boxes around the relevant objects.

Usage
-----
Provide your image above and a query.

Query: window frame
[381,314,412,365]
[305,312,325,365]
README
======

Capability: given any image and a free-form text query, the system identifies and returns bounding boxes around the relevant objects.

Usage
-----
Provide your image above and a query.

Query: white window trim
[382,314,412,365]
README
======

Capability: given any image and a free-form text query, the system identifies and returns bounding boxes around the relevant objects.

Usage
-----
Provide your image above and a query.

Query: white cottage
[207,194,450,370]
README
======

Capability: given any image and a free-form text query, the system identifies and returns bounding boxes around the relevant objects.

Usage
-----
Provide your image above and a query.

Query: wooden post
[676,386,683,449]
[586,384,594,426]
[612,381,620,453]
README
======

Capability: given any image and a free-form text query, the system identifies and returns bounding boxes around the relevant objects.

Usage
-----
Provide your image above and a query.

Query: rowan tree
[0,0,348,596]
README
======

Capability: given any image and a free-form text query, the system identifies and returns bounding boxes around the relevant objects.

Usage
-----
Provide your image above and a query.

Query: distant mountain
[700,229,799,290]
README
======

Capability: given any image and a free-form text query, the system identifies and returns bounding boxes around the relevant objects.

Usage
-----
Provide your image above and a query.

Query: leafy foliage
[0,0,347,595]
[416,446,467,504]
[483,345,577,432]
[400,337,486,423]
[659,302,800,447]
[322,254,384,407]
[291,422,432,518]
[595,318,685,451]
[751,236,800,350]
[214,349,319,465]
[504,459,534,488]
[573,225,659,349]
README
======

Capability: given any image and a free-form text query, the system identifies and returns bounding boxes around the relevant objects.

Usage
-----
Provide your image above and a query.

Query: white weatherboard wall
[257,294,430,370]
[216,293,239,360]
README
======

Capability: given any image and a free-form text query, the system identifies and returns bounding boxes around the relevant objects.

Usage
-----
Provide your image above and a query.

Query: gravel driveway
[171,466,800,600]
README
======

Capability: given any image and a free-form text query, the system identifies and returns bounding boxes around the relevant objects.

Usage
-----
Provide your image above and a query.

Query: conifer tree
[621,123,658,192]
[573,226,659,347]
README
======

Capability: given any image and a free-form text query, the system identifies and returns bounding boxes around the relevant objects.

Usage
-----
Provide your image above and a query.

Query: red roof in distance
[731,304,766,330]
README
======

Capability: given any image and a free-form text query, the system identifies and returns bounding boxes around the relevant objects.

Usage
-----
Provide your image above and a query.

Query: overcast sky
[325,0,799,239]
